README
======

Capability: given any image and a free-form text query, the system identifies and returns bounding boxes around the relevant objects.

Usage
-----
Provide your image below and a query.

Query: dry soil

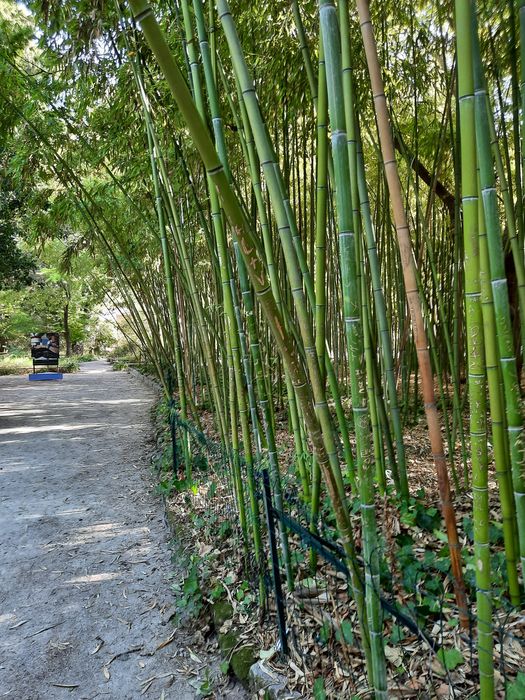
[0,361,242,699]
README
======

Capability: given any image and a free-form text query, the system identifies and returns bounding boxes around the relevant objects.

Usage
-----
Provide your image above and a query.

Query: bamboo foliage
[125,0,373,622]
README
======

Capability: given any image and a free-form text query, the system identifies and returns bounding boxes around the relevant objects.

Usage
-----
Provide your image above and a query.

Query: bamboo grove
[2,0,525,696]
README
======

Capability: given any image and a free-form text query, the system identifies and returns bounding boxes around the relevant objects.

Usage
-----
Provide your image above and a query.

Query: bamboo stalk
[455,3,493,693]
[126,5,371,667]
[354,0,468,627]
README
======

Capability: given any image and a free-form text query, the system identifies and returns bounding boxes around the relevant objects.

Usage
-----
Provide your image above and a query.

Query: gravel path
[0,361,224,699]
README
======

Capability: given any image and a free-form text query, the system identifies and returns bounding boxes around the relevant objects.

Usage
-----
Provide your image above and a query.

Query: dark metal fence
[158,399,525,698]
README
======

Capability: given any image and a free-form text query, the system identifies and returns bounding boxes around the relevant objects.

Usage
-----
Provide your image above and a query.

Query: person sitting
[47,334,59,356]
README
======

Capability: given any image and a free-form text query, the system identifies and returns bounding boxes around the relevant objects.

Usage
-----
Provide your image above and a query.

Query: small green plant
[172,560,203,621]
[389,623,405,644]
[111,359,129,371]
[399,495,441,532]
[58,357,80,373]
[507,672,525,700]
[75,353,98,362]
[156,478,174,497]
[335,619,354,645]
[210,582,225,601]
[192,453,208,472]
[436,647,464,671]
[235,581,250,601]
[218,521,233,539]
[313,677,327,699]
[233,580,255,614]
[198,669,214,697]
[318,620,331,645]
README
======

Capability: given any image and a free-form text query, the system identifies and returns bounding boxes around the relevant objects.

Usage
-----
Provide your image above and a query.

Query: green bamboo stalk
[217,0,352,518]
[478,192,521,604]
[354,0,469,627]
[147,125,191,476]
[355,116,407,498]
[227,342,249,549]
[392,122,467,489]
[127,0,371,667]
[130,47,192,476]
[190,0,292,586]
[158,163,229,445]
[309,32,330,566]
[224,61,312,506]
[315,31,329,390]
[471,9,525,581]
[521,0,525,247]
[179,0,263,583]
[509,0,523,253]
[288,1,357,490]
[486,98,525,374]
[320,1,385,693]
[455,3,492,694]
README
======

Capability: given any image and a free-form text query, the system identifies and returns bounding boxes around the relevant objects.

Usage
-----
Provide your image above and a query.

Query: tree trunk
[63,303,72,356]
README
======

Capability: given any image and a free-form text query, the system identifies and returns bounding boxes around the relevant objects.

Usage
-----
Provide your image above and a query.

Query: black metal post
[169,400,178,477]
[261,467,288,655]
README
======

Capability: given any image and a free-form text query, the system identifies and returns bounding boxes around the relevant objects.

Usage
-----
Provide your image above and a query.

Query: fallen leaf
[187,647,202,664]
[90,638,104,655]
[385,645,403,668]
[259,647,276,661]
[436,682,450,697]
[26,621,64,638]
[9,620,28,630]
[156,631,176,651]
[289,660,304,678]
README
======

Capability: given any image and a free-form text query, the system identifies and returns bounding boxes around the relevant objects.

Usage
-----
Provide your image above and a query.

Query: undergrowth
[150,396,525,698]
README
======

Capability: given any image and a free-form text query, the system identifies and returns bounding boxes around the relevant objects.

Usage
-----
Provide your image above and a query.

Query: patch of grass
[110,356,141,371]
[0,354,33,375]
[60,357,80,373]
[0,353,80,375]
[111,359,129,371]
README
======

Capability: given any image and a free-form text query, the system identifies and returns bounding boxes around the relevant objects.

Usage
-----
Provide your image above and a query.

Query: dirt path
[0,361,239,700]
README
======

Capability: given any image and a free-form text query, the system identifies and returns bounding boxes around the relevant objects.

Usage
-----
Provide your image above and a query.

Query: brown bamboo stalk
[355,0,468,627]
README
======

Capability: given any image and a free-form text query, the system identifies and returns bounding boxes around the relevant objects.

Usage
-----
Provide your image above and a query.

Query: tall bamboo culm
[354,0,468,626]
[127,0,374,671]
[455,2,492,695]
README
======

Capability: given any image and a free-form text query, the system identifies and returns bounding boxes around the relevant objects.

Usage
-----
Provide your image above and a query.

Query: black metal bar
[273,508,349,576]
[272,505,438,651]
[261,467,288,655]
